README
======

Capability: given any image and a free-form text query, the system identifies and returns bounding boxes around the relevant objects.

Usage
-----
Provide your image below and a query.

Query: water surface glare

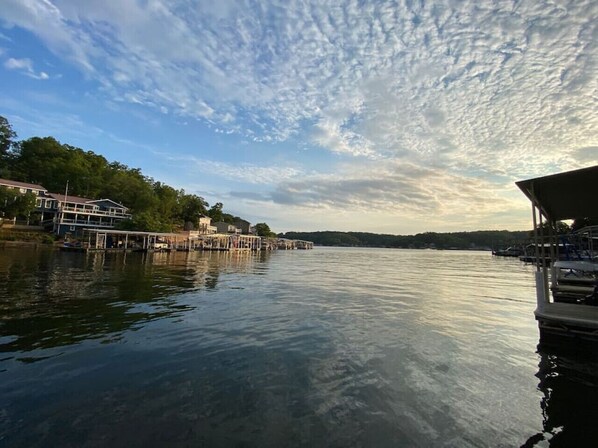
[1,247,598,447]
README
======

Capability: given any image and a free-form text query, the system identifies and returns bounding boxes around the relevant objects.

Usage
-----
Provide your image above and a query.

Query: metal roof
[516,165,598,221]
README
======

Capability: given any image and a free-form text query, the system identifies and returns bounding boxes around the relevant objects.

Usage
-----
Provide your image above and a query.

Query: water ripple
[1,247,597,446]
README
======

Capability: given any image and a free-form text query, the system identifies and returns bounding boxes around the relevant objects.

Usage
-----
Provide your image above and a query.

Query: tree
[10,137,69,189]
[153,182,181,223]
[115,211,170,232]
[530,221,571,237]
[0,116,16,156]
[0,116,17,177]
[208,202,224,222]
[4,127,259,233]
[179,194,209,228]
[101,166,157,212]
[254,222,276,237]
[0,187,36,220]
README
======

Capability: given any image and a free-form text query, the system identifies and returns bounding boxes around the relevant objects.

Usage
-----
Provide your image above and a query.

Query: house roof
[87,198,128,209]
[47,192,95,204]
[46,193,128,210]
[516,165,598,221]
[0,178,47,191]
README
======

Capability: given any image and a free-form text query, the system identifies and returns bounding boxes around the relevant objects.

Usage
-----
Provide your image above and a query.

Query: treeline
[0,116,245,232]
[280,230,530,249]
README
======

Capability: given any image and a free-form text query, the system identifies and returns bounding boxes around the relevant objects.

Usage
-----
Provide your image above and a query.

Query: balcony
[60,206,132,219]
[59,218,116,228]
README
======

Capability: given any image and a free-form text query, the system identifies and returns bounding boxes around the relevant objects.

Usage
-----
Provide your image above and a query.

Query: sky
[0,0,596,234]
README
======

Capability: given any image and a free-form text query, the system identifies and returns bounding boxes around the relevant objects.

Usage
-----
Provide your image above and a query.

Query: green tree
[0,116,17,176]
[101,165,157,212]
[10,137,70,189]
[530,221,571,237]
[5,129,258,233]
[179,194,209,228]
[154,182,182,223]
[254,222,276,237]
[208,202,224,222]
[0,187,36,220]
[116,211,170,232]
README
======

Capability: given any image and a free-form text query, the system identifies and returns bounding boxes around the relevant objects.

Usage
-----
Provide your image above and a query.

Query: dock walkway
[536,302,598,329]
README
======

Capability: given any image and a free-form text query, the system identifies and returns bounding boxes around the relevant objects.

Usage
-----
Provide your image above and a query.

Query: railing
[59,218,116,227]
[60,206,131,218]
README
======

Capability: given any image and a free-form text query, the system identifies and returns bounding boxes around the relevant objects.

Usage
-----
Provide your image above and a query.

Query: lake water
[1,246,597,447]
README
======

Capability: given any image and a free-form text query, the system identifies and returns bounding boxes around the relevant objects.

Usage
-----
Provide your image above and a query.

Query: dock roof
[516,165,598,221]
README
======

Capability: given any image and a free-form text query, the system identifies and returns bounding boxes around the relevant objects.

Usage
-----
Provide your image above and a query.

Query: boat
[492,246,523,257]
[516,165,598,341]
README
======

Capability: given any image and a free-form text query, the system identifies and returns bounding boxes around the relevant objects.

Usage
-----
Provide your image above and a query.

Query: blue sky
[1,0,596,234]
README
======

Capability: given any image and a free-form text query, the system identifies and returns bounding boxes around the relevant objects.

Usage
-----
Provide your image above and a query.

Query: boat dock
[62,229,314,252]
[535,301,598,339]
[516,165,598,341]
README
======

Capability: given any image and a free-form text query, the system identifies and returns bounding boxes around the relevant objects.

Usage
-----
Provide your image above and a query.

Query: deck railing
[59,218,116,227]
[60,206,131,218]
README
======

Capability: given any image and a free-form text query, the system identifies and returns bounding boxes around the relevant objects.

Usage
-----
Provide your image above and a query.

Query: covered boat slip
[516,165,598,340]
[73,229,311,252]
[78,229,192,251]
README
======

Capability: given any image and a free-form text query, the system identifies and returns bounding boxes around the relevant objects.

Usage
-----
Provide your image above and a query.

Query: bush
[42,234,56,244]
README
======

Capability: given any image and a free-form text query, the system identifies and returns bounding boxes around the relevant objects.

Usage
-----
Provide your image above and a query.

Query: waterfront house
[198,215,217,234]
[233,219,251,234]
[213,221,241,234]
[0,178,47,197]
[0,178,49,225]
[44,193,132,237]
[1,178,132,235]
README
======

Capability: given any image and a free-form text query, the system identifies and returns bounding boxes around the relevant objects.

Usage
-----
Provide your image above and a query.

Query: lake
[1,246,597,447]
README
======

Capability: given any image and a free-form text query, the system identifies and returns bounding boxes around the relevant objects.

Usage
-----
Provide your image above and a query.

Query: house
[213,221,241,234]
[43,193,132,236]
[233,218,251,234]
[0,178,49,224]
[0,178,47,200]
[198,215,217,234]
[1,178,135,236]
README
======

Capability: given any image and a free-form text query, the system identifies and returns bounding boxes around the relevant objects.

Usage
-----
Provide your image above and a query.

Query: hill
[280,230,529,250]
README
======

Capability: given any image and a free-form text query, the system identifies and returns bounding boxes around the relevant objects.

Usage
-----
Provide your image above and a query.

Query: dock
[62,229,314,253]
[535,302,598,339]
[516,165,598,342]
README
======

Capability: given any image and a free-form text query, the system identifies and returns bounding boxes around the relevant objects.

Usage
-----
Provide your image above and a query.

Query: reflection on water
[0,247,597,447]
[0,249,272,353]
[522,343,598,447]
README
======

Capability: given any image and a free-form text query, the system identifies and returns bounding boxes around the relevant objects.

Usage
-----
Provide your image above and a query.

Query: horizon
[1,1,596,234]
[281,228,530,237]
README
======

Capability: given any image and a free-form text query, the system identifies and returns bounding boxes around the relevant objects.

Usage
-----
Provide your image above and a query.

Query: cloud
[269,160,519,216]
[572,146,598,164]
[218,164,531,234]
[174,156,305,185]
[4,57,49,79]
[0,1,594,170]
[0,0,595,232]
[218,158,529,232]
